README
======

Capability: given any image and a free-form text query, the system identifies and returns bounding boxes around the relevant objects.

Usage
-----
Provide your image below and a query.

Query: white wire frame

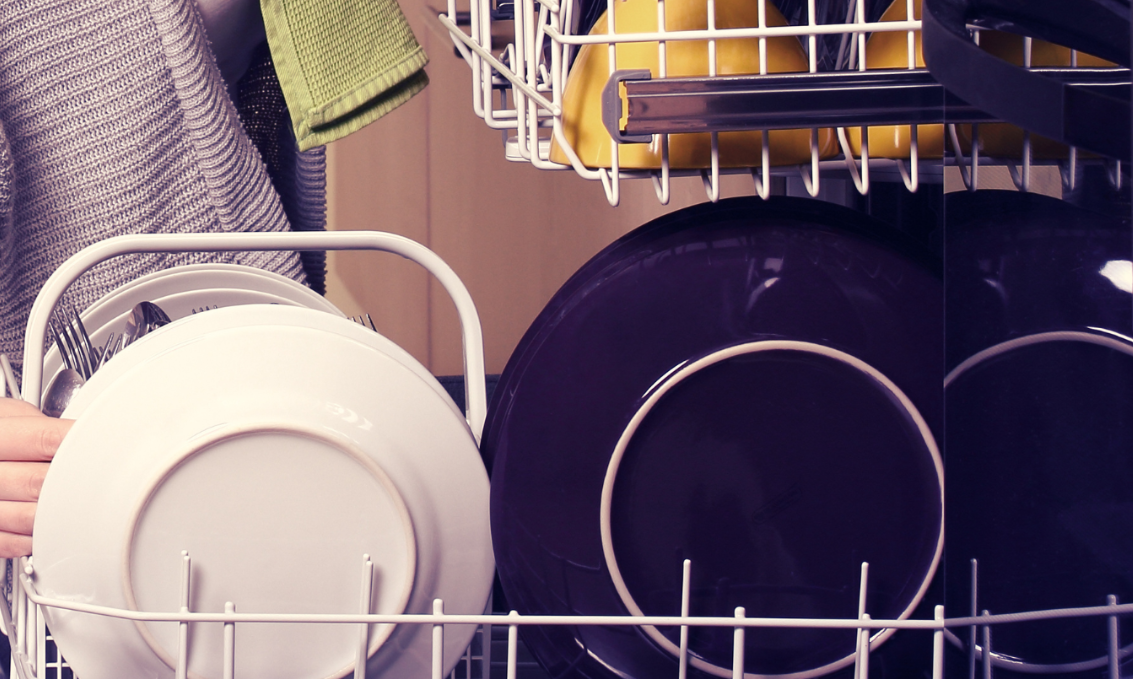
[5,553,1133,679]
[440,0,1123,206]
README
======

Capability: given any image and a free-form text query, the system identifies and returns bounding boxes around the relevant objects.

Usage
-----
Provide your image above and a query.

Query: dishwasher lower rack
[436,0,1129,206]
[5,555,1133,679]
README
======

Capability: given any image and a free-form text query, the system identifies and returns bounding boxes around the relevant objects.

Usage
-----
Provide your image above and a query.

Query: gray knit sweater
[0,0,325,380]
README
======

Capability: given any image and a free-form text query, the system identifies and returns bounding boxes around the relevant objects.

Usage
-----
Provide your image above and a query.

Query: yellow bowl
[549,0,838,169]
[974,32,1113,160]
[847,0,948,159]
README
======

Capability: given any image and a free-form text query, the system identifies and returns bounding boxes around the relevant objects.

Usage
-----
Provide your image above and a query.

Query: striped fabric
[0,0,323,381]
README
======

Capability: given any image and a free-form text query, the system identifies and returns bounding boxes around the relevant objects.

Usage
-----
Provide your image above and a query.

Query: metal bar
[355,556,374,679]
[855,564,869,679]
[856,614,872,679]
[176,553,192,679]
[969,560,978,679]
[1107,595,1120,679]
[433,599,445,679]
[16,567,1133,629]
[615,69,1129,136]
[480,595,493,679]
[544,18,923,45]
[22,231,488,444]
[932,606,945,679]
[678,560,691,679]
[732,608,745,679]
[507,612,519,679]
[223,602,236,679]
[981,611,992,679]
[31,595,40,679]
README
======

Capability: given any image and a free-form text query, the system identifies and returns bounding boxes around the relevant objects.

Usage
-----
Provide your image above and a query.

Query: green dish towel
[261,0,429,150]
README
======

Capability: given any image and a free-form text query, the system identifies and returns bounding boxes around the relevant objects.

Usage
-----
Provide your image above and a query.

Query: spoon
[123,301,172,345]
[42,368,85,418]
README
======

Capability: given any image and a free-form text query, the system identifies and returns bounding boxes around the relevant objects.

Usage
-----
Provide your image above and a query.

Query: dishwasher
[4,0,1132,677]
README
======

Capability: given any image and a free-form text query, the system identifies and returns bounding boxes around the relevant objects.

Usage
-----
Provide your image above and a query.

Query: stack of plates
[41,263,343,383]
[485,196,944,679]
[31,268,494,679]
[944,191,1133,676]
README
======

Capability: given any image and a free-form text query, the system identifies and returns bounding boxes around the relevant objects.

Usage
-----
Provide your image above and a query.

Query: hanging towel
[261,0,429,151]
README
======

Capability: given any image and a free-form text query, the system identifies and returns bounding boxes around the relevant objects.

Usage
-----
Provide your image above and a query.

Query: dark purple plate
[485,196,944,679]
[944,191,1133,676]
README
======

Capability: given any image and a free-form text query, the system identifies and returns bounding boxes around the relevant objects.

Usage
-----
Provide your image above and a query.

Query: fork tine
[58,309,82,376]
[350,314,378,332]
[65,309,92,379]
[103,333,126,366]
[70,306,96,378]
[64,322,87,379]
[97,332,117,370]
[51,320,76,373]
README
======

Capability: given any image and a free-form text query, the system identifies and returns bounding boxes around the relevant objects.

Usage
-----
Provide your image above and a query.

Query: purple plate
[485,197,944,679]
[944,191,1133,676]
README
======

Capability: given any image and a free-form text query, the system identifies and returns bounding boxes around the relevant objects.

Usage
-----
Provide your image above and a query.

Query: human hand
[0,399,71,557]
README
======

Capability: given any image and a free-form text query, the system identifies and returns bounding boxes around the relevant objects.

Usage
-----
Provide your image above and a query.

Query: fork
[97,332,125,371]
[191,305,218,314]
[350,314,378,332]
[51,306,97,379]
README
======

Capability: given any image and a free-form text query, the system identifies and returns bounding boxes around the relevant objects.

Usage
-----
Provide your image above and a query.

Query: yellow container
[846,0,947,159]
[548,0,838,169]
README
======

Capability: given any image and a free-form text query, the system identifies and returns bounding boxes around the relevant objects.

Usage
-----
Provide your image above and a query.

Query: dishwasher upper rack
[5,551,1133,679]
[436,0,1131,206]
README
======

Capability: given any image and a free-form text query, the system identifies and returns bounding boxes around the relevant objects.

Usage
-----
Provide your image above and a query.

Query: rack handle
[21,231,488,442]
[922,0,1131,161]
[602,70,654,144]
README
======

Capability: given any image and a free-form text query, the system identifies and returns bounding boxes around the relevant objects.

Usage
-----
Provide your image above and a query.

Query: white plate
[33,306,493,679]
[43,264,342,387]
[63,304,461,429]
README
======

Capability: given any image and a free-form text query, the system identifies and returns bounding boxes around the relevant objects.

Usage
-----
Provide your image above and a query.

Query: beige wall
[324,0,756,376]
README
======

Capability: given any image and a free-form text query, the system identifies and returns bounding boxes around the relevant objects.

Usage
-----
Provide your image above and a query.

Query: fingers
[0,501,36,536]
[0,462,49,503]
[0,399,67,559]
[0,397,41,417]
[0,532,32,559]
[0,416,72,462]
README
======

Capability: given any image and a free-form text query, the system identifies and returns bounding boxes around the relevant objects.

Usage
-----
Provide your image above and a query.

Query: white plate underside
[33,306,493,679]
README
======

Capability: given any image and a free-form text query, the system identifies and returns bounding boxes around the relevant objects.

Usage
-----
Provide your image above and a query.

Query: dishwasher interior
[4,0,1133,677]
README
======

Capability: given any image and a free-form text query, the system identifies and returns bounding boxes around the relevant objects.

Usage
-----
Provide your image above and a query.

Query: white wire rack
[437,0,1128,205]
[5,236,1133,679]
[3,232,492,679]
[4,553,1133,679]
